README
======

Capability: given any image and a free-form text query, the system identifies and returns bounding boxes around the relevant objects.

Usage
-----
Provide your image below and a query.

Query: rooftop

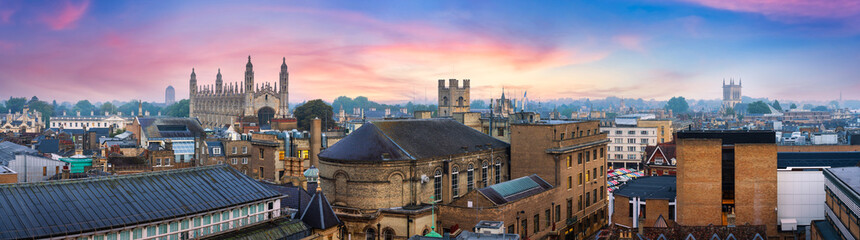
[825,167,860,202]
[319,118,509,162]
[613,176,677,200]
[777,152,860,169]
[138,117,205,139]
[0,165,282,239]
[676,130,775,144]
[478,174,553,205]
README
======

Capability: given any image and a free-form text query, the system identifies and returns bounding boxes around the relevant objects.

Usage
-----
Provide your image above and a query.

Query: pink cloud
[678,0,860,20]
[0,8,14,24]
[40,0,89,30]
[612,35,646,52]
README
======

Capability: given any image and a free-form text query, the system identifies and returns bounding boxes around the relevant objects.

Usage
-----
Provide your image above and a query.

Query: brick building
[609,176,677,229]
[643,143,676,176]
[509,120,610,239]
[675,130,778,236]
[317,119,509,240]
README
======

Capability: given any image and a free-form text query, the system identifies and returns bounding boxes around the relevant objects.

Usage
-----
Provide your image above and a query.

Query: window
[600,166,604,175]
[641,138,648,144]
[521,219,527,237]
[382,229,394,240]
[242,158,248,164]
[365,228,376,240]
[232,147,237,154]
[641,130,648,135]
[615,146,623,151]
[641,146,647,151]
[593,168,597,180]
[467,164,474,191]
[585,192,590,207]
[585,172,589,182]
[545,209,551,227]
[593,189,598,204]
[600,187,605,199]
[614,138,623,143]
[508,225,514,234]
[577,153,583,164]
[600,148,604,158]
[640,203,646,219]
[593,149,597,160]
[578,195,583,211]
[497,128,504,136]
[628,131,635,135]
[231,158,237,165]
[567,176,572,189]
[451,166,459,197]
[213,148,221,154]
[242,147,247,154]
[481,162,488,187]
[560,133,565,140]
[629,154,637,159]
[434,169,442,202]
[669,205,675,220]
[42,167,47,176]
[259,148,264,158]
[494,161,501,183]
[615,154,623,159]
[578,173,582,185]
[567,199,573,219]
[555,205,561,222]
[615,130,622,135]
[585,151,590,162]
[629,203,634,217]
[655,157,664,164]
[534,214,540,233]
[628,138,636,144]
[156,158,162,166]
[587,130,591,136]
[566,156,572,167]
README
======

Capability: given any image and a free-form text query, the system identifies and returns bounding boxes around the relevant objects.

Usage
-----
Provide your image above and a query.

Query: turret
[244,55,254,93]
[215,68,223,93]
[279,57,289,117]
[189,68,197,117]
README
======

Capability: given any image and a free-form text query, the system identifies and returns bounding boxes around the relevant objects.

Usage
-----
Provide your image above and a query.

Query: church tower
[279,57,290,117]
[215,68,223,93]
[189,68,197,117]
[244,56,255,116]
[437,79,470,117]
[722,78,742,112]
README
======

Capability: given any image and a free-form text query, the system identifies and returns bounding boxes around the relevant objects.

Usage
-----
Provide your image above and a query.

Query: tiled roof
[478,174,553,205]
[319,119,509,161]
[0,165,282,239]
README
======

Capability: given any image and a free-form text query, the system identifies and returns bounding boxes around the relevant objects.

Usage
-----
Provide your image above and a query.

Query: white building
[51,112,132,130]
[776,152,860,231]
[0,141,67,183]
[811,133,838,145]
[603,125,658,170]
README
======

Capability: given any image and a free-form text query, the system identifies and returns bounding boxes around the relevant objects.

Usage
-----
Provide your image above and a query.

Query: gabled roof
[646,143,676,166]
[319,119,509,161]
[478,174,553,205]
[0,165,282,239]
[261,182,311,211]
[138,117,205,139]
[300,191,341,230]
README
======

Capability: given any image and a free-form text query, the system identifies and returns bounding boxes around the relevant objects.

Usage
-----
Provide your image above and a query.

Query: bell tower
[189,68,197,117]
[215,68,223,93]
[244,55,255,116]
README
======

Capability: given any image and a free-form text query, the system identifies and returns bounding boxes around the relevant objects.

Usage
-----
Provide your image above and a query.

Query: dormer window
[213,148,221,155]
[655,157,664,165]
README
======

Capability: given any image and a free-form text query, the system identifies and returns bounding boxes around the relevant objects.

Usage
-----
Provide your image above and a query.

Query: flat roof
[676,130,775,144]
[826,167,860,202]
[613,176,677,200]
[777,152,860,169]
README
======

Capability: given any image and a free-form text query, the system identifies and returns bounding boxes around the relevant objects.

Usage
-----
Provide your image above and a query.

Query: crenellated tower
[437,79,470,117]
[722,78,742,113]
[279,57,290,117]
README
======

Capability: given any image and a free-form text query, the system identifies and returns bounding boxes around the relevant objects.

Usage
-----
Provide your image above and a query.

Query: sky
[1,0,859,104]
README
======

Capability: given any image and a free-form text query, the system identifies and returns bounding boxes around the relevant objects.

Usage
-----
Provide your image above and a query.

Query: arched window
[467,164,475,191]
[481,162,488,187]
[457,96,464,106]
[365,228,376,240]
[434,169,442,202]
[383,228,395,240]
[442,97,449,106]
[494,159,501,183]
[451,166,459,197]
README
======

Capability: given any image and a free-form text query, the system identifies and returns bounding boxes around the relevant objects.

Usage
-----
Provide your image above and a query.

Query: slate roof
[613,176,677,200]
[478,174,553,205]
[207,141,225,156]
[35,139,60,154]
[0,165,282,239]
[261,182,311,211]
[0,141,39,165]
[138,117,205,139]
[207,218,310,240]
[777,152,860,169]
[300,191,341,230]
[319,119,509,161]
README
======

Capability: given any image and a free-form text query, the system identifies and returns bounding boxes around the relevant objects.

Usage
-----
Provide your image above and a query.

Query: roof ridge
[370,122,415,160]
[0,165,230,188]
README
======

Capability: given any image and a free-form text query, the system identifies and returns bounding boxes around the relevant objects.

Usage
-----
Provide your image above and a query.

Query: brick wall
[734,144,777,236]
[676,138,723,226]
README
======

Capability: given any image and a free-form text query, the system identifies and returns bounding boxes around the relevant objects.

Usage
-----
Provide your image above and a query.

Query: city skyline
[1,0,859,103]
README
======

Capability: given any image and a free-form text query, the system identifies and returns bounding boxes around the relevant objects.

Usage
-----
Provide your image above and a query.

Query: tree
[665,96,689,113]
[100,102,118,114]
[293,99,336,131]
[0,102,5,113]
[812,105,829,111]
[5,97,26,113]
[73,100,96,115]
[163,99,189,117]
[772,100,782,111]
[471,100,487,109]
[790,103,797,109]
[747,101,772,114]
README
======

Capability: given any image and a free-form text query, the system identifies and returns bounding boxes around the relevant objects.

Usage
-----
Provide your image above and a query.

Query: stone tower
[215,68,223,93]
[437,79,470,117]
[189,68,197,117]
[165,85,175,105]
[722,78,742,111]
[279,57,290,117]
[244,56,255,115]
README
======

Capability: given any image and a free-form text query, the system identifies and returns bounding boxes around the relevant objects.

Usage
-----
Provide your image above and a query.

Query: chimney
[310,118,321,168]
[63,111,66,116]
[76,111,80,117]
[61,165,70,180]
[164,140,173,151]
[90,110,93,116]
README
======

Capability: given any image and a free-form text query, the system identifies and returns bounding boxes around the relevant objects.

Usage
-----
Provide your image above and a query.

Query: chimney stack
[61,166,70,180]
[310,118,322,168]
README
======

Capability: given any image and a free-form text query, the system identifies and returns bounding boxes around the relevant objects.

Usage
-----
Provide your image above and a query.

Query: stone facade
[190,56,289,128]
[437,79,470,117]
[722,78,742,111]
[1,106,44,133]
